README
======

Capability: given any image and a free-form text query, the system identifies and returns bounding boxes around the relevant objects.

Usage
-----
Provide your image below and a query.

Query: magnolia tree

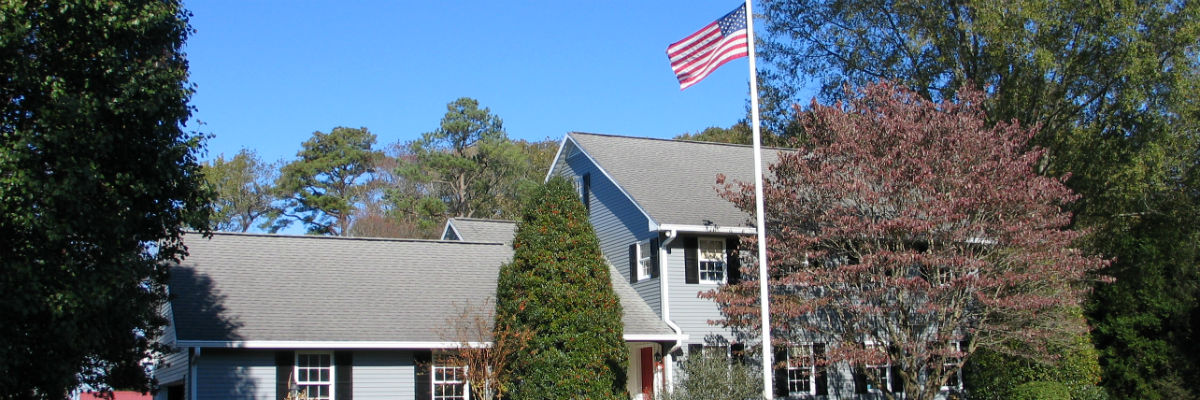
[708,82,1108,400]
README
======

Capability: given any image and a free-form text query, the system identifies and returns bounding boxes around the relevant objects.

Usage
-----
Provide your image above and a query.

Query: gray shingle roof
[566,132,786,229]
[437,219,676,339]
[170,231,675,345]
[443,218,518,244]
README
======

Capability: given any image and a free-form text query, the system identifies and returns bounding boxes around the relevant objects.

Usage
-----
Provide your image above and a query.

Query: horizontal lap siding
[564,151,662,315]
[353,351,416,400]
[197,350,275,400]
[665,237,734,345]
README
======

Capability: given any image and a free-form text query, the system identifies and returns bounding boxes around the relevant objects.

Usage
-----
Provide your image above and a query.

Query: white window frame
[941,341,963,391]
[786,343,818,396]
[295,352,334,400]
[862,342,891,393]
[432,353,469,400]
[697,237,726,284]
[636,240,654,281]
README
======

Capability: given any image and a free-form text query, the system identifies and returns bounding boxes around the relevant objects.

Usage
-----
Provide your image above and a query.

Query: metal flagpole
[743,1,773,398]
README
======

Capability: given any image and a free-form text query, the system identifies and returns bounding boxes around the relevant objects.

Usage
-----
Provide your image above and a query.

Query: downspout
[658,229,684,390]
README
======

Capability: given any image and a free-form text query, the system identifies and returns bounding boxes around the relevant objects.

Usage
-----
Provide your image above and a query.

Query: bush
[658,350,760,400]
[495,177,627,399]
[1011,381,1071,400]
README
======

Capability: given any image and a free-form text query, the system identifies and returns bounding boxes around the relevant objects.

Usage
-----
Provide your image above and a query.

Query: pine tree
[495,177,627,399]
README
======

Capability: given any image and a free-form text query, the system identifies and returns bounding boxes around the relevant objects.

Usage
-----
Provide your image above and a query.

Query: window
[433,354,468,400]
[942,341,963,390]
[863,344,890,393]
[574,173,591,211]
[698,238,726,284]
[787,344,817,396]
[295,352,333,400]
[637,241,653,280]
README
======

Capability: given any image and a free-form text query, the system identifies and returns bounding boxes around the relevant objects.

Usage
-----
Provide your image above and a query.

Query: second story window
[295,352,333,400]
[433,353,468,400]
[637,241,653,280]
[698,238,726,284]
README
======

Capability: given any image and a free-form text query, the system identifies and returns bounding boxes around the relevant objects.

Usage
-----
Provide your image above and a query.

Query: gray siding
[563,149,662,316]
[353,351,416,400]
[665,235,736,345]
[155,349,189,386]
[197,350,275,400]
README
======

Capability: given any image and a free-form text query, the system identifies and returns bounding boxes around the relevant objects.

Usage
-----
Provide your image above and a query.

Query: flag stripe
[672,32,747,77]
[665,4,749,90]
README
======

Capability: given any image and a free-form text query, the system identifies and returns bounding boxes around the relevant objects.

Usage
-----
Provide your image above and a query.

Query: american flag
[667,4,749,90]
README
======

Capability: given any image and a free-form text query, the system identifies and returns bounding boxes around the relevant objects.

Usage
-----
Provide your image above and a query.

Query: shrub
[495,177,627,399]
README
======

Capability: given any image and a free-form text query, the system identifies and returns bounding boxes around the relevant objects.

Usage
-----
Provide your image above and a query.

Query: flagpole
[743,1,774,399]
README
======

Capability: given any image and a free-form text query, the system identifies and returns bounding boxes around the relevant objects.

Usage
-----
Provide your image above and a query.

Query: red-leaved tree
[708,82,1108,400]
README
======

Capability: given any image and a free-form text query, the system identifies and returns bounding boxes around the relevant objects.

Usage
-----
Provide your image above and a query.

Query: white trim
[179,336,678,348]
[543,134,572,183]
[656,223,756,235]
[177,340,489,349]
[624,334,689,342]
[545,133,660,228]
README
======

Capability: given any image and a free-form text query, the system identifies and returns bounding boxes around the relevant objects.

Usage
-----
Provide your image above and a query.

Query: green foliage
[0,0,210,396]
[276,126,382,236]
[675,123,754,145]
[657,351,760,400]
[203,148,278,232]
[392,98,542,231]
[964,321,1108,400]
[1010,381,1072,400]
[759,1,1200,397]
[495,177,627,399]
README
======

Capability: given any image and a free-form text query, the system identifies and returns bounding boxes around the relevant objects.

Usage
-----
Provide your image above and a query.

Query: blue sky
[183,1,788,164]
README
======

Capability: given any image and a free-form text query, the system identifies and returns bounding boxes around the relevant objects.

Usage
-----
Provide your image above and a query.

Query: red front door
[640,347,654,398]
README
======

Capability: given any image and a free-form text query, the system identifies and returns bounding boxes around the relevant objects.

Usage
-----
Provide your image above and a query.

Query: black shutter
[628,243,638,283]
[275,351,294,400]
[684,237,699,284]
[815,344,828,396]
[414,351,432,400]
[725,236,741,284]
[335,351,352,400]
[731,343,746,364]
[650,238,660,278]
[773,346,789,397]
[891,365,905,394]
[853,367,869,394]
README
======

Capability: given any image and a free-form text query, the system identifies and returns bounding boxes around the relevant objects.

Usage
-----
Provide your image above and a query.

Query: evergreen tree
[0,0,211,396]
[495,177,627,399]
[276,126,382,236]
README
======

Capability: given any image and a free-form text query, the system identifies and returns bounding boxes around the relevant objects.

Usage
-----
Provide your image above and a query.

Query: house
[156,231,680,400]
[545,132,963,399]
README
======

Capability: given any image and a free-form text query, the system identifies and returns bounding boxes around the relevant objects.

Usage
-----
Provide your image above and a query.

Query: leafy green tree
[675,123,754,145]
[0,0,210,397]
[203,149,278,232]
[276,126,382,236]
[495,177,627,399]
[392,98,537,230]
[963,309,1107,400]
[758,1,1200,397]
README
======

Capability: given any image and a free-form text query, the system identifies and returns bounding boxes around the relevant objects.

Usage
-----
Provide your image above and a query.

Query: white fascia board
[543,134,572,183]
[624,334,689,342]
[656,224,756,235]
[176,340,490,349]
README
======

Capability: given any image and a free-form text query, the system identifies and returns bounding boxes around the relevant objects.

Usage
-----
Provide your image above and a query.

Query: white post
[743,1,773,398]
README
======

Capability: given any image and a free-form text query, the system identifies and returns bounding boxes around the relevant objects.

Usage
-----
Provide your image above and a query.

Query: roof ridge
[191,231,508,246]
[449,218,517,224]
[569,131,795,152]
